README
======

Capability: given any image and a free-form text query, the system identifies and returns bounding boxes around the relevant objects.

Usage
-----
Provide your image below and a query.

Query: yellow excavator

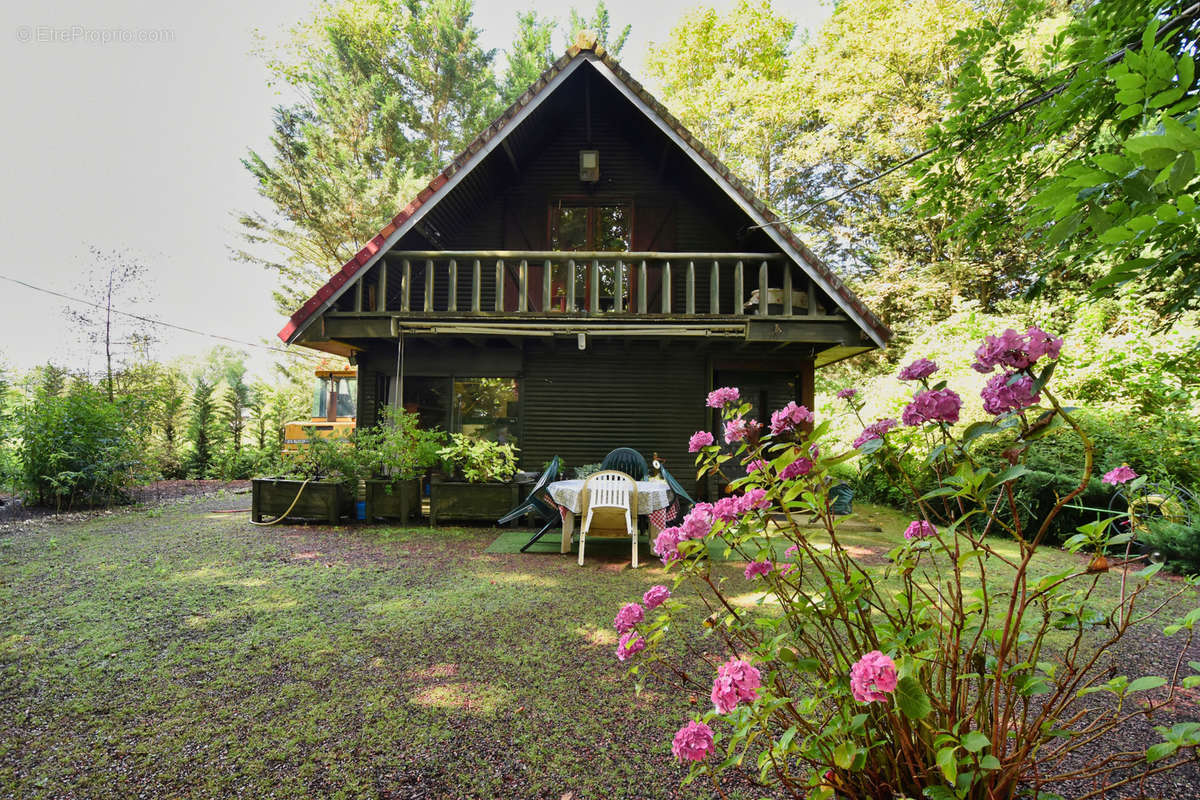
[282,369,358,455]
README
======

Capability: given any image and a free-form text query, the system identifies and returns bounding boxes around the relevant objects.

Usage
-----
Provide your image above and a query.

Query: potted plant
[429,434,522,526]
[251,433,355,524]
[353,408,445,522]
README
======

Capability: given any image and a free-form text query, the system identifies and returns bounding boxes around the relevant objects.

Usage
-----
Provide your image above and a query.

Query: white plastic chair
[579,470,639,568]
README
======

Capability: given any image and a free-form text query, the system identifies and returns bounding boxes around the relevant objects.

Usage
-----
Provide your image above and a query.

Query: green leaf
[1151,88,1186,109]
[1142,148,1180,170]
[1127,214,1157,232]
[1113,73,1144,90]
[833,741,856,769]
[994,464,1031,485]
[979,755,1001,771]
[1044,211,1083,246]
[961,731,990,753]
[895,675,932,720]
[1162,115,1200,150]
[1097,226,1133,244]
[1128,676,1167,693]
[1170,150,1196,193]
[1179,194,1197,212]
[936,745,958,783]
[1147,741,1178,763]
[1180,53,1195,89]
[920,486,960,501]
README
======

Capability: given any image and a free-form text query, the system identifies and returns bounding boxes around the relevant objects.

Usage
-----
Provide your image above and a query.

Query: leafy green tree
[186,379,217,478]
[155,367,188,479]
[18,376,137,510]
[501,9,557,103]
[647,0,797,207]
[566,1,630,55]
[241,0,501,314]
[917,0,1200,320]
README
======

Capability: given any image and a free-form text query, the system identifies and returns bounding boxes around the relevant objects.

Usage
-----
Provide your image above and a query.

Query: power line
[755,1,1200,229]
[0,273,317,360]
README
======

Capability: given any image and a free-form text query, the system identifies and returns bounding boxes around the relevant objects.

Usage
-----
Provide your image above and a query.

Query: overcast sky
[0,0,831,379]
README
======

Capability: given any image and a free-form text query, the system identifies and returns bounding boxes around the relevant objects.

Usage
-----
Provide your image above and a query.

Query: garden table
[548,478,674,554]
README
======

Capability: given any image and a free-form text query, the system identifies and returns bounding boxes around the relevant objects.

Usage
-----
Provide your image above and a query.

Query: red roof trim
[279,47,891,346]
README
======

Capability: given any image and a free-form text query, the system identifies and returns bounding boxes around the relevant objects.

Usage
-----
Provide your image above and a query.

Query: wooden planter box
[251,478,350,524]
[363,478,422,522]
[429,479,522,526]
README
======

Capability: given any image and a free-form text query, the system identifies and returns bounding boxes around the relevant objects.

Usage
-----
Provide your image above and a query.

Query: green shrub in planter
[429,435,521,525]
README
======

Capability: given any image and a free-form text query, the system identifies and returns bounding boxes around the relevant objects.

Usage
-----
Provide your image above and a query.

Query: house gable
[277,45,891,352]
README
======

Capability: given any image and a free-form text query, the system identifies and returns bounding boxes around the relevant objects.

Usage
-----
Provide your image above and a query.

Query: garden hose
[248,477,313,526]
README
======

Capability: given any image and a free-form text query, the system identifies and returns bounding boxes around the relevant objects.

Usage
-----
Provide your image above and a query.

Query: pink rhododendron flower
[744,560,772,579]
[653,527,682,564]
[901,389,962,426]
[671,720,715,761]
[778,563,796,577]
[745,458,767,474]
[981,372,1040,416]
[784,544,799,557]
[680,504,714,539]
[713,496,740,522]
[853,418,898,449]
[836,387,858,400]
[616,630,645,661]
[613,602,644,633]
[780,457,813,481]
[897,358,939,381]
[710,658,762,713]
[736,488,769,514]
[904,520,936,540]
[850,650,898,703]
[706,386,741,409]
[1102,465,1137,485]
[688,430,714,452]
[643,585,671,609]
[972,327,1063,374]
[769,402,814,435]
[724,416,756,443]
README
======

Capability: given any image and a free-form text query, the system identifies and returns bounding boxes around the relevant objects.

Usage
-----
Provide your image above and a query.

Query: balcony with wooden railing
[316,250,860,343]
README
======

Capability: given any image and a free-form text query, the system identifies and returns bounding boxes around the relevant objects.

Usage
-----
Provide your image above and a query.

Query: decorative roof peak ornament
[573,29,601,53]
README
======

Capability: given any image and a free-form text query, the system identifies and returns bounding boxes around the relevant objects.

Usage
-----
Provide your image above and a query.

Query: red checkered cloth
[649,500,679,530]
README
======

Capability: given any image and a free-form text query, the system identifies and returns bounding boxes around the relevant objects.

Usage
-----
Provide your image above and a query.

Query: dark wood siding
[521,340,707,493]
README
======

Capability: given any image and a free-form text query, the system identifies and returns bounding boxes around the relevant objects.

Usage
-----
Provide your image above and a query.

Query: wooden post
[758,261,769,316]
[709,260,720,314]
[543,259,552,312]
[495,260,504,312]
[614,261,624,313]
[685,261,696,315]
[471,259,481,312]
[424,259,434,312]
[806,277,815,315]
[447,259,457,312]
[377,259,388,312]
[661,261,672,313]
[401,259,411,312]
[567,259,576,311]
[637,261,647,314]
[734,260,744,316]
[783,262,793,316]
[589,259,599,314]
[518,259,528,312]
[354,275,363,312]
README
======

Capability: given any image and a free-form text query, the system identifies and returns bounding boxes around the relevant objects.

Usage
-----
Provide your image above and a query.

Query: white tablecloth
[548,478,673,516]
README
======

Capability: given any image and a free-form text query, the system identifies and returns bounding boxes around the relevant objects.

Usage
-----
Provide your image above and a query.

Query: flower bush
[611,329,1200,799]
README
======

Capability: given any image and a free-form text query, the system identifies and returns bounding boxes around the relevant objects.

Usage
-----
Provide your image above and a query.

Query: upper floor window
[549,202,631,310]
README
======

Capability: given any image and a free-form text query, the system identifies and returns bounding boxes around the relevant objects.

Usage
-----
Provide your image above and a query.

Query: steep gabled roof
[279,43,891,348]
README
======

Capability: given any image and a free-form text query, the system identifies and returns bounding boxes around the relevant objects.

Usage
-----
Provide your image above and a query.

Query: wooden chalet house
[278,37,891,496]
